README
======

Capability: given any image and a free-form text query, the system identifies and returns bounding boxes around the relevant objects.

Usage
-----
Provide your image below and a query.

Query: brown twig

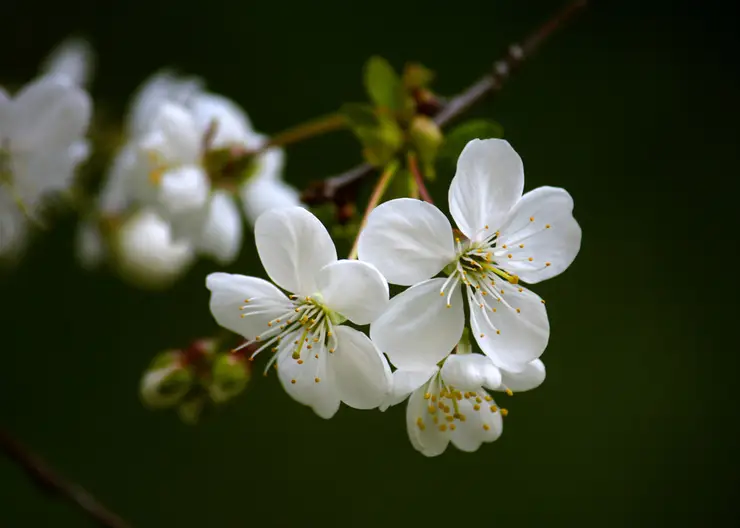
[305,0,588,204]
[0,429,131,528]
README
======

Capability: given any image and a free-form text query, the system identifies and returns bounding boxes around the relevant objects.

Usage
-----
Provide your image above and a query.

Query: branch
[305,0,588,204]
[0,429,131,528]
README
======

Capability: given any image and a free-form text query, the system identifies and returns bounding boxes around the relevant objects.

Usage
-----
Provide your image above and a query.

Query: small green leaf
[437,119,505,168]
[340,104,404,167]
[364,56,403,110]
[209,354,250,404]
[340,103,379,130]
[403,62,435,90]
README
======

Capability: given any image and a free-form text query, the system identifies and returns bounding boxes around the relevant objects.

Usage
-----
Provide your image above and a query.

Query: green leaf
[437,119,505,168]
[364,56,403,110]
[340,103,404,167]
[403,62,435,90]
[340,103,379,130]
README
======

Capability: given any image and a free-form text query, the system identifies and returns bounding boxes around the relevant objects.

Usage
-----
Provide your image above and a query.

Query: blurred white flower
[360,139,582,373]
[39,37,94,87]
[114,209,195,289]
[206,207,391,419]
[1,77,91,256]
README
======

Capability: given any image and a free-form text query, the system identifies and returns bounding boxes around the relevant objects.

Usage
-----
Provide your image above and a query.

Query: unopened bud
[140,350,193,409]
[409,115,443,167]
[209,353,251,403]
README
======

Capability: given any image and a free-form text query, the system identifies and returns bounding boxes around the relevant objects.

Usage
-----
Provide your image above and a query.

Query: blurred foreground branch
[0,429,131,528]
[305,0,588,204]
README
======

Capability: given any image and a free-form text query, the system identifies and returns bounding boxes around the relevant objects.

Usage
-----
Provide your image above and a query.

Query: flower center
[238,293,345,373]
[414,372,505,433]
[440,232,519,308]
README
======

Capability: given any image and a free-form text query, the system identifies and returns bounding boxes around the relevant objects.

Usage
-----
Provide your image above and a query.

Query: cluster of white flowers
[2,38,301,288]
[78,71,301,287]
[1,39,92,258]
[207,138,582,456]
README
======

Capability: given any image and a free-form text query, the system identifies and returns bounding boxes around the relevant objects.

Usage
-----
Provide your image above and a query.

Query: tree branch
[304,0,588,204]
[0,429,131,528]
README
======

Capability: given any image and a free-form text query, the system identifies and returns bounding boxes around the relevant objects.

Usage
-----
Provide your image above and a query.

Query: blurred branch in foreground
[303,0,589,205]
[0,429,131,528]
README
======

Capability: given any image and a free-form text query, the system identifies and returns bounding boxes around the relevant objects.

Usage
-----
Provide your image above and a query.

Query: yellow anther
[297,359,304,365]
[528,257,533,262]
[314,377,321,383]
[294,308,300,312]
[271,347,278,353]
[473,404,481,411]
[327,331,332,337]
[500,289,505,294]
[443,406,451,414]
[455,413,467,422]
[507,254,513,259]
[416,417,426,430]
[291,379,296,384]
[516,308,521,313]
[502,244,508,249]
[440,291,444,296]
[475,397,482,404]
[492,308,497,313]
[484,224,489,229]
[481,290,487,296]
[490,405,498,412]
[424,392,431,400]
[446,415,454,423]
[484,395,493,402]
[446,304,451,309]
[483,424,490,431]
[496,330,501,335]
[267,321,273,327]
[438,401,445,410]
[518,287,523,293]
[545,224,551,229]
[329,348,335,353]
[449,423,456,431]
[508,274,519,285]
[307,344,312,350]
[541,299,546,304]
[314,354,319,359]
[480,333,485,338]
[428,405,436,414]
[455,391,463,401]
[439,424,448,432]
[545,262,552,267]
[505,388,513,396]
[529,216,534,222]
[455,237,460,243]
[148,168,164,184]
[255,336,261,341]
[464,392,471,399]
[495,230,500,236]
[500,408,509,417]
[519,244,524,248]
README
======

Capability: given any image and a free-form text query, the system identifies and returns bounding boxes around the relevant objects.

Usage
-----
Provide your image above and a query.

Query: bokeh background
[2,0,737,526]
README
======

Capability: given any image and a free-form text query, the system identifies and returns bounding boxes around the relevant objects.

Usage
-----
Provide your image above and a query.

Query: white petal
[141,103,201,164]
[440,353,501,392]
[330,326,391,409]
[255,207,337,296]
[40,38,93,87]
[277,335,341,419]
[449,390,503,452]
[469,281,549,372]
[190,93,253,148]
[358,198,455,286]
[128,71,203,136]
[103,143,148,212]
[206,272,290,339]
[406,385,450,457]
[0,87,9,137]
[197,191,242,264]
[9,77,91,151]
[114,209,194,289]
[240,176,301,226]
[495,186,582,284]
[499,359,546,392]
[380,366,437,411]
[316,260,388,324]
[158,166,210,216]
[252,146,285,181]
[370,278,463,370]
[448,139,523,240]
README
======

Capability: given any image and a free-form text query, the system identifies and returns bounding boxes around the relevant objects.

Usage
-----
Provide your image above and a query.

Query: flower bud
[409,115,442,169]
[140,350,193,409]
[209,353,251,403]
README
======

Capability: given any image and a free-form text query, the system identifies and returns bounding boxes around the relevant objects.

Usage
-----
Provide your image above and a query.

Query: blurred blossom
[114,209,195,289]
[39,37,94,88]
[1,74,91,257]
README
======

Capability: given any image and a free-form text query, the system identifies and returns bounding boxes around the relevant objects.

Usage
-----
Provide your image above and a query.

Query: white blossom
[359,139,581,373]
[384,350,545,457]
[1,77,91,256]
[114,209,195,289]
[39,37,94,87]
[206,207,391,419]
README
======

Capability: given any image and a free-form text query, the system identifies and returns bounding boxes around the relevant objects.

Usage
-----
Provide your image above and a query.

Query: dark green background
[2,0,737,526]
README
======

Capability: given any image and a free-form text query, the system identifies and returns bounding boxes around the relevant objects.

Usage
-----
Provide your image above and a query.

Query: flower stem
[0,428,131,528]
[347,160,400,260]
[407,152,434,204]
[260,113,346,152]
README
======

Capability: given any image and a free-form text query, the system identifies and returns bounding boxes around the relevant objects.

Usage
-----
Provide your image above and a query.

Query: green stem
[407,151,433,204]
[262,113,346,152]
[347,160,400,259]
